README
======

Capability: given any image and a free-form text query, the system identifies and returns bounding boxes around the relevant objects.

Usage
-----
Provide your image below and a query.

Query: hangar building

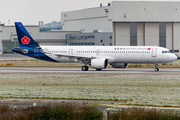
[61,1,180,52]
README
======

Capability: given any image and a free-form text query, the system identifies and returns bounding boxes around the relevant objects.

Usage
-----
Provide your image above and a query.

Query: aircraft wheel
[155,68,159,72]
[96,69,102,71]
[82,66,88,71]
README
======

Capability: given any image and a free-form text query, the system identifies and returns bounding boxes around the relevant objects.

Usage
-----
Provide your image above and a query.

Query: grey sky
[0,0,180,25]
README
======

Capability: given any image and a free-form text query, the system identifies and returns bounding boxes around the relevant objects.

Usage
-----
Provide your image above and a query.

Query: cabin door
[68,49,73,55]
[34,47,40,56]
[151,48,157,57]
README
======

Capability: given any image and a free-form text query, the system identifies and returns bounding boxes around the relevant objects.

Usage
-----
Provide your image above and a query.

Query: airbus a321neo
[12,22,177,71]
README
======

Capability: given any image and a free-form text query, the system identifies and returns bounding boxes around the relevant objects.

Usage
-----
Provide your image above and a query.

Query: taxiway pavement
[0,67,179,74]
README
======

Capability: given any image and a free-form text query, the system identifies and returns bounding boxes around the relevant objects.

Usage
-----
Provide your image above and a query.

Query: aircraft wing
[53,53,97,60]
[52,53,116,63]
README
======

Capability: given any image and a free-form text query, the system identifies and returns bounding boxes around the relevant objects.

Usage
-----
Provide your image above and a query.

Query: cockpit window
[162,51,171,54]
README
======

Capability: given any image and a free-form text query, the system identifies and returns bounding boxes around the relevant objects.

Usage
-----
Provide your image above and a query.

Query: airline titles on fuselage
[114,47,151,51]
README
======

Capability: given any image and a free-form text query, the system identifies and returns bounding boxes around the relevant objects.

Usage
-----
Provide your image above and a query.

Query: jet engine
[111,63,128,68]
[91,58,108,69]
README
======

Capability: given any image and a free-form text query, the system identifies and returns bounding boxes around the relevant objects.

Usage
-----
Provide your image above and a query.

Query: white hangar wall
[174,23,180,51]
[111,1,180,22]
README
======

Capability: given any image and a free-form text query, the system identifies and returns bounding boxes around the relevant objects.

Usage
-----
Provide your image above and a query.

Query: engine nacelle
[111,63,128,68]
[91,58,108,69]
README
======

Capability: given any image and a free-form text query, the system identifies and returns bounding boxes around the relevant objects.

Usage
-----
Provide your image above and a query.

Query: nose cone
[171,54,177,61]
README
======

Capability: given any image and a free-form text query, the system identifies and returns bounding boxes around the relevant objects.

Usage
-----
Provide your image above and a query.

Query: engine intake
[91,58,108,69]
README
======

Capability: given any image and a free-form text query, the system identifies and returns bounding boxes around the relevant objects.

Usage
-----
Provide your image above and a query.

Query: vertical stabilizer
[15,22,39,49]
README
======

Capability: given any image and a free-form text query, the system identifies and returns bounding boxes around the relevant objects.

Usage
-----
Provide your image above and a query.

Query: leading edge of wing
[53,53,96,59]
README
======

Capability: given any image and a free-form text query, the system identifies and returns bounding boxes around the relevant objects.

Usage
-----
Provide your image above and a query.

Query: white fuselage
[40,46,177,64]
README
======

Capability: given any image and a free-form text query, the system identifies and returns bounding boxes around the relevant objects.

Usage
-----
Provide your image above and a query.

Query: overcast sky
[0,0,180,25]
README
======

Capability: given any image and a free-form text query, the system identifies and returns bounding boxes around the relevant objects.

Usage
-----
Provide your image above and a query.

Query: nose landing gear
[154,63,159,72]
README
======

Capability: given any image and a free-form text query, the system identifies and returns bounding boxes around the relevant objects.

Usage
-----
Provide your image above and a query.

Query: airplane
[12,22,177,72]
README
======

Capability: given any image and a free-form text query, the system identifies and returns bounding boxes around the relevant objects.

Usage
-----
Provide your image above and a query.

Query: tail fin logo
[21,36,30,45]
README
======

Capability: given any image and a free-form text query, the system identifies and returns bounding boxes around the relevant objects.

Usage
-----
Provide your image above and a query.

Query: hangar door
[3,39,19,54]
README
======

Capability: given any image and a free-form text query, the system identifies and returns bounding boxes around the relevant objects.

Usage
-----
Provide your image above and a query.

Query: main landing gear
[154,63,159,72]
[96,69,102,71]
[81,66,89,71]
